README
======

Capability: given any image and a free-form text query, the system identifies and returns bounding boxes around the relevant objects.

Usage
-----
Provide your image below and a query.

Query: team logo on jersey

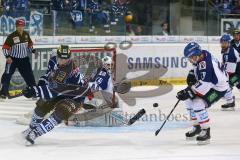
[55,71,67,83]
[199,61,206,70]
[13,37,20,44]
[25,35,28,41]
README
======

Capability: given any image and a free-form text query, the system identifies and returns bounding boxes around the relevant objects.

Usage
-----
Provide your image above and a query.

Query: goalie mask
[102,56,113,74]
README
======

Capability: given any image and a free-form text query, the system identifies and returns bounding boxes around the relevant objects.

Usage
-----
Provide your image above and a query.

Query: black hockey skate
[185,125,201,140]
[196,128,210,145]
[0,94,7,101]
[25,130,37,146]
[221,100,235,111]
[16,128,34,146]
[22,128,32,137]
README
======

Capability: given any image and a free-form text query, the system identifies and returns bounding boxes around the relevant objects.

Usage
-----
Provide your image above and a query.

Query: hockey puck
[153,103,159,107]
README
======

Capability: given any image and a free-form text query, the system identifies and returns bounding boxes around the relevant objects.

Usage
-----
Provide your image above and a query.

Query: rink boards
[0,42,223,87]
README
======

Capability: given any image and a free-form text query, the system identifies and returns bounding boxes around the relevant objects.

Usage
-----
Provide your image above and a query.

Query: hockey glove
[23,86,38,98]
[186,69,197,86]
[176,87,195,101]
[37,78,47,86]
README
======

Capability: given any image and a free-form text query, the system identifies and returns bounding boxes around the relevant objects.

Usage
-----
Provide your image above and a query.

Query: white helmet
[102,56,113,74]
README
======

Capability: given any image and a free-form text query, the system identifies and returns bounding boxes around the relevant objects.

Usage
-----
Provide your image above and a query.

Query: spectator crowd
[0,0,132,35]
[213,0,240,14]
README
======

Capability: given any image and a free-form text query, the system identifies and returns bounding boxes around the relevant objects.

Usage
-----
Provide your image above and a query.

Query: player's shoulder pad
[50,55,57,61]
[202,50,210,55]
[49,56,58,66]
[202,50,212,62]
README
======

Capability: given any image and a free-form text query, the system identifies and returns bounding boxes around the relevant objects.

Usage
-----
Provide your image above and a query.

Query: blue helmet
[184,42,202,58]
[220,34,231,43]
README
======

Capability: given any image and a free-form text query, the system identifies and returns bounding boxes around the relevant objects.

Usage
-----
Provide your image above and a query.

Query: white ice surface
[0,85,240,160]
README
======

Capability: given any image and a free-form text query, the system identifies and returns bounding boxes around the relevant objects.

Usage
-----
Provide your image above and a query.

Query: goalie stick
[110,108,146,125]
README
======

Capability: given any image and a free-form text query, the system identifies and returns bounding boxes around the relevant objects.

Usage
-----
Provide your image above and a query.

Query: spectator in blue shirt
[2,0,13,17]
[13,0,30,18]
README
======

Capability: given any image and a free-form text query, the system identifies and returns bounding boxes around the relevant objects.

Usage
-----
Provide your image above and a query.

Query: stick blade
[128,109,146,125]
[155,129,160,136]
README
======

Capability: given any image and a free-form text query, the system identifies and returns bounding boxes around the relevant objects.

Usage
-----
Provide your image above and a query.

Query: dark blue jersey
[37,56,86,101]
[230,39,240,53]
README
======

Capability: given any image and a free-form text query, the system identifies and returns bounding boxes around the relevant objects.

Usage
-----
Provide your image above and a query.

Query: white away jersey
[191,50,229,96]
[222,46,240,75]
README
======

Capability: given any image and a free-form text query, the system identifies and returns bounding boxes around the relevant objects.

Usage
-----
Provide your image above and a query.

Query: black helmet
[232,29,240,35]
[57,45,71,59]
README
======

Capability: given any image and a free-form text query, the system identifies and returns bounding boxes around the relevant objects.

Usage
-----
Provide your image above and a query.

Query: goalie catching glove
[176,87,195,101]
[113,80,131,94]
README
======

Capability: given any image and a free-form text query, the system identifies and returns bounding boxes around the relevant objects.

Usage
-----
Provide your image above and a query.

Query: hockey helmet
[220,34,231,43]
[232,29,240,35]
[57,45,71,59]
[183,42,202,58]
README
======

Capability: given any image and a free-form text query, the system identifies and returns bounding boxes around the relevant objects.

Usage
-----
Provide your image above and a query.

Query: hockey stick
[155,99,180,136]
[110,108,146,125]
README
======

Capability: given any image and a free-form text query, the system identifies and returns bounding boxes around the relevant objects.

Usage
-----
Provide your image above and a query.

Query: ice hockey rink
[0,86,240,160]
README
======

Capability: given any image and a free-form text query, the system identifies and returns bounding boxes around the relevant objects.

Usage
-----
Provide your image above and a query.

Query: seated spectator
[135,25,143,35]
[160,21,170,36]
[232,0,240,14]
[126,24,135,36]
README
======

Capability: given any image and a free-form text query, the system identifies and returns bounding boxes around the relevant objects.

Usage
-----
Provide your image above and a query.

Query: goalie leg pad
[54,99,80,121]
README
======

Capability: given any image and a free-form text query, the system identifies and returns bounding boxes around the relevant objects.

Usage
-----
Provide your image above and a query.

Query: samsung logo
[128,57,188,69]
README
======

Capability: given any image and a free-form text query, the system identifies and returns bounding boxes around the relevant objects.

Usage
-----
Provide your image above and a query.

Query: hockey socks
[30,111,44,128]
[194,109,209,129]
[22,111,44,137]
[25,112,62,145]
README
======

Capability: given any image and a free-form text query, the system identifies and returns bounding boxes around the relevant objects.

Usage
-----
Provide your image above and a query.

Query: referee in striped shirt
[0,19,36,99]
